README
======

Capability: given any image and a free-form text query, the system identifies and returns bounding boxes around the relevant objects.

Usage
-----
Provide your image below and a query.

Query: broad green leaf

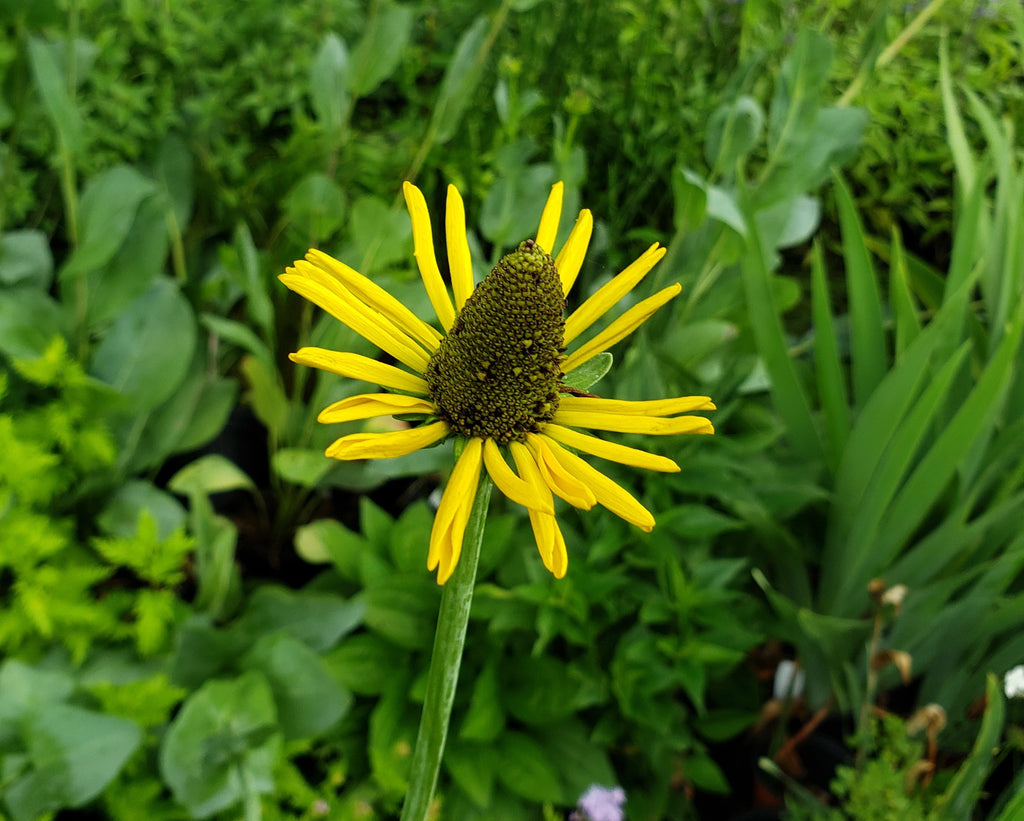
[89,279,195,410]
[364,576,441,649]
[430,16,489,145]
[833,172,886,407]
[241,353,290,438]
[272,447,334,488]
[444,740,496,809]
[0,660,75,731]
[767,29,833,154]
[389,502,436,574]
[97,480,187,540]
[344,194,413,272]
[4,703,140,821]
[368,681,417,796]
[61,165,156,283]
[495,731,563,803]
[705,95,763,175]
[231,223,275,343]
[310,32,350,135]
[168,454,257,497]
[0,286,66,359]
[757,195,820,250]
[159,671,281,819]
[153,132,194,233]
[201,313,273,366]
[323,634,409,695]
[671,165,708,232]
[684,752,729,793]
[294,518,369,579]
[349,0,415,96]
[27,35,85,156]
[810,241,849,471]
[235,585,365,653]
[458,660,505,742]
[284,173,346,244]
[0,230,52,287]
[537,720,617,803]
[241,633,353,740]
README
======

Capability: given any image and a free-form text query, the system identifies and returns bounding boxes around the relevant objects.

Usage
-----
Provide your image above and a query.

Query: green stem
[400,472,493,821]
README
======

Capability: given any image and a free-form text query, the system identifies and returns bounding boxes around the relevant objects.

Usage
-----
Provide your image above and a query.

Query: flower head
[282,181,714,583]
[571,785,627,821]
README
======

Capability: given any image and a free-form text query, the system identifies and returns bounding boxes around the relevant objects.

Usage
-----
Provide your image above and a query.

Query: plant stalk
[400,472,493,821]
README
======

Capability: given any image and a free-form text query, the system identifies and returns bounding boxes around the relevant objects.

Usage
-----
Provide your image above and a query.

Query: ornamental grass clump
[282,180,714,819]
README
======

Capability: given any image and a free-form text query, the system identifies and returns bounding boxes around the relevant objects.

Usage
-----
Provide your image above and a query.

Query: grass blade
[810,240,850,473]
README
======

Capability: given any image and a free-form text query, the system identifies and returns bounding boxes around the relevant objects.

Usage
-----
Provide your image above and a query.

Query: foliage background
[1,0,1023,819]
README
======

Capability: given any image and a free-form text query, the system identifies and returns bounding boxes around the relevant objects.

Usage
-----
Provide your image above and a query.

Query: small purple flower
[570,785,627,821]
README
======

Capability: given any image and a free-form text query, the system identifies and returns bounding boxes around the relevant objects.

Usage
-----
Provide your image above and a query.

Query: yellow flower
[281,181,714,584]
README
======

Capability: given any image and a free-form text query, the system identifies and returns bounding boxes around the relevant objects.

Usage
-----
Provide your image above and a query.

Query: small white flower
[1004,664,1024,699]
[773,659,805,700]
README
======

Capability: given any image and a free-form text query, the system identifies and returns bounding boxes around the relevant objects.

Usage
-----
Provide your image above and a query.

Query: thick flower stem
[400,473,493,821]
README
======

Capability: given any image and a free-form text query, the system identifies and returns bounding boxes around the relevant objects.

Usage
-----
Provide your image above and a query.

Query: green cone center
[426,239,565,444]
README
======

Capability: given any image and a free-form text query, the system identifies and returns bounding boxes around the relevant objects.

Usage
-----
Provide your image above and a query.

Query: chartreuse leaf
[160,671,281,819]
[809,240,848,472]
[833,171,886,407]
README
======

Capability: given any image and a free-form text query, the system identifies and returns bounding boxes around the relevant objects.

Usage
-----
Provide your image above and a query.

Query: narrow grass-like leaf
[934,674,1005,821]
[874,316,1023,569]
[809,241,848,472]
[26,36,85,156]
[939,36,976,197]
[888,227,920,356]
[832,171,886,407]
[740,222,823,463]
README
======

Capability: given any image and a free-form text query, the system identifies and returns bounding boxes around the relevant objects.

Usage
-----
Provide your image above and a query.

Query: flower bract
[282,181,714,583]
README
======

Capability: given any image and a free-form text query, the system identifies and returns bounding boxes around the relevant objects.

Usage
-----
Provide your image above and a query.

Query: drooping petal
[304,250,443,351]
[535,181,563,255]
[317,393,436,424]
[403,181,456,330]
[526,509,568,579]
[555,209,593,295]
[509,441,556,509]
[325,420,449,460]
[289,348,429,395]
[543,423,680,473]
[552,410,714,436]
[564,243,666,344]
[523,434,596,510]
[446,185,475,310]
[280,273,431,372]
[428,438,483,584]
[562,283,681,372]
[482,439,554,514]
[559,395,717,416]
[540,435,655,531]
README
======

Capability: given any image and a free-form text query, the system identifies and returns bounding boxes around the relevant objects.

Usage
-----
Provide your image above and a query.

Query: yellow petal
[524,434,596,510]
[555,209,593,295]
[509,441,556,508]
[562,283,681,372]
[317,393,436,424]
[482,439,554,514]
[559,395,717,416]
[428,438,483,584]
[553,410,714,436]
[304,249,442,351]
[526,509,567,579]
[543,423,680,473]
[564,243,666,344]
[288,348,429,395]
[325,420,449,460]
[446,185,474,310]
[540,435,655,531]
[280,273,430,372]
[403,181,456,330]
[535,181,563,255]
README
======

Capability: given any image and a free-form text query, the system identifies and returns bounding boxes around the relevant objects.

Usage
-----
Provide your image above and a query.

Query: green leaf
[26,35,85,156]
[349,0,415,96]
[444,740,496,809]
[705,95,763,174]
[89,278,196,412]
[97,479,187,540]
[538,720,617,803]
[495,731,564,803]
[159,671,281,819]
[272,447,334,488]
[430,16,489,145]
[503,656,582,725]
[684,751,729,793]
[241,353,290,439]
[61,165,156,283]
[671,164,708,232]
[364,576,441,649]
[323,633,409,696]
[310,32,351,134]
[810,241,850,471]
[168,454,257,497]
[4,703,141,821]
[201,313,272,366]
[389,502,435,574]
[0,285,66,359]
[368,681,417,796]
[0,230,53,287]
[284,173,346,244]
[235,585,365,653]
[767,29,833,156]
[458,660,505,742]
[294,518,369,578]
[241,633,353,740]
[0,659,75,735]
[563,352,612,390]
